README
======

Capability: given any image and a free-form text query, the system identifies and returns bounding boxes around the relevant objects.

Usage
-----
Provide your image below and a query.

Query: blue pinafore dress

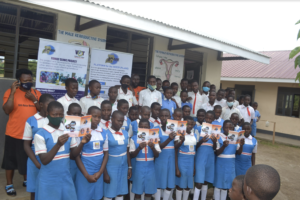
[175,132,197,189]
[235,137,257,176]
[154,126,175,189]
[75,127,108,200]
[104,128,129,198]
[131,135,157,195]
[122,116,131,132]
[214,134,239,189]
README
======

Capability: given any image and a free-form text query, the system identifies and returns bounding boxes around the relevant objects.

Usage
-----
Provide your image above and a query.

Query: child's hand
[138,142,147,150]
[94,172,102,180]
[200,135,209,143]
[211,134,217,143]
[127,168,132,179]
[57,134,69,146]
[171,98,177,103]
[193,167,195,176]
[148,142,155,149]
[169,132,176,140]
[240,138,245,146]
[86,174,97,183]
[81,133,92,144]
[180,134,185,143]
[223,140,229,147]
[104,171,110,184]
[35,163,41,169]
[176,168,181,177]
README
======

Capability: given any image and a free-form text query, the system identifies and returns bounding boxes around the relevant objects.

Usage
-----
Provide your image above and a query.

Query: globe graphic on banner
[111,53,119,65]
[47,45,55,55]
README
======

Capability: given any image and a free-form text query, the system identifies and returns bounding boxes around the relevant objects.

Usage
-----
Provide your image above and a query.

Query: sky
[95,1,300,52]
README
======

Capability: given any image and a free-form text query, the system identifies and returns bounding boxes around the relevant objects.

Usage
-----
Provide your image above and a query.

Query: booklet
[237,130,245,144]
[177,121,187,136]
[64,115,92,137]
[166,119,178,135]
[149,128,160,144]
[227,130,245,144]
[137,128,160,144]
[212,124,222,139]
[200,122,212,137]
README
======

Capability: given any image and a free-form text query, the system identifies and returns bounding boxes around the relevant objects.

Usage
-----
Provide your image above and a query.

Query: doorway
[184,50,203,83]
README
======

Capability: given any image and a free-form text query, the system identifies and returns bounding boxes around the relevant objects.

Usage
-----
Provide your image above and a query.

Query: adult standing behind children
[188,80,203,121]
[139,75,162,107]
[2,69,42,196]
[131,74,145,102]
[237,95,255,124]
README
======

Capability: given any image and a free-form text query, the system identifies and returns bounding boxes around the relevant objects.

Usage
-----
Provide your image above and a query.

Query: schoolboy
[210,84,216,92]
[180,91,192,110]
[150,102,162,127]
[237,95,255,124]
[230,113,242,132]
[228,175,245,200]
[239,96,244,106]
[80,80,104,115]
[171,82,181,108]
[229,90,239,108]
[182,105,191,120]
[99,100,112,130]
[117,99,131,132]
[188,80,203,121]
[57,78,81,115]
[161,87,177,118]
[156,78,163,93]
[200,81,210,104]
[117,75,138,107]
[221,95,243,121]
[131,74,146,102]
[176,78,189,97]
[139,76,162,107]
[215,89,227,108]
[108,86,118,113]
[128,106,139,122]
[251,102,261,137]
[196,109,206,127]
[201,91,217,112]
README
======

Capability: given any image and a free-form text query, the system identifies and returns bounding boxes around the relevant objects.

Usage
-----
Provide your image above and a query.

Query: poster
[36,39,89,99]
[166,119,178,135]
[153,50,185,84]
[200,122,212,137]
[64,115,91,137]
[90,49,133,99]
[57,30,106,49]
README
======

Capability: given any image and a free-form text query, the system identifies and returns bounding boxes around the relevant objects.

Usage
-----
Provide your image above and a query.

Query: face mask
[47,115,63,127]
[148,84,157,91]
[21,82,32,90]
[227,102,234,107]
[121,84,129,89]
[203,87,210,92]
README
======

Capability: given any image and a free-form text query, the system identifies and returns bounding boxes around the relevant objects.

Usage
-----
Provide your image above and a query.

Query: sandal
[5,184,16,196]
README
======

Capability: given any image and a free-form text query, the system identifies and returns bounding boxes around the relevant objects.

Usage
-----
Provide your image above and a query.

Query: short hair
[239,95,245,100]
[139,118,150,127]
[171,82,179,87]
[245,165,280,200]
[147,75,156,82]
[181,78,188,83]
[206,110,215,118]
[225,88,231,92]
[223,119,233,127]
[160,108,170,115]
[210,84,216,88]
[230,112,239,119]
[217,89,225,93]
[214,105,222,111]
[16,69,32,79]
[197,109,206,114]
[242,122,251,129]
[65,78,78,87]
[229,89,235,94]
[244,94,251,99]
[141,106,151,113]
[121,75,131,82]
[129,106,139,113]
[89,80,100,87]
[156,78,162,82]
[101,100,112,108]
[180,90,188,95]
[151,102,161,109]
[162,80,170,85]
[174,108,183,114]
[253,102,258,106]
[227,95,234,100]
[68,103,81,112]
[47,101,63,113]
[112,110,124,118]
[234,175,245,191]
[182,105,191,110]
[203,81,210,85]
[163,86,173,93]
[39,94,55,103]
[185,116,194,122]
[191,80,198,84]
[87,106,101,114]
[117,99,129,108]
[108,86,117,92]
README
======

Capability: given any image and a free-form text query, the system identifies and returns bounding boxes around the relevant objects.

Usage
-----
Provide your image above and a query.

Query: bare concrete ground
[0,138,299,200]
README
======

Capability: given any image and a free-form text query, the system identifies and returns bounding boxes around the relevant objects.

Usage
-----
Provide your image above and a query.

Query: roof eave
[221,77,299,83]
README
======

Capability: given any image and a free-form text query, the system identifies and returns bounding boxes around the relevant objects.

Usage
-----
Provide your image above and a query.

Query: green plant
[289,20,300,84]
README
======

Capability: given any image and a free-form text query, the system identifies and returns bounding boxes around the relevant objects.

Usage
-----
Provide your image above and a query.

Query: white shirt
[221,106,243,120]
[215,99,227,108]
[201,92,209,104]
[188,91,203,117]
[57,93,81,115]
[149,117,161,127]
[233,100,239,108]
[99,119,111,130]
[172,95,182,108]
[237,105,255,123]
[112,100,118,113]
[23,113,48,140]
[79,95,104,115]
[201,102,217,112]
[244,135,258,153]
[129,138,161,153]
[139,88,162,107]
[89,127,108,151]
[117,88,138,107]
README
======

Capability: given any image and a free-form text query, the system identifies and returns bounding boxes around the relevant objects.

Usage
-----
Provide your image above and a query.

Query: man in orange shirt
[131,74,145,102]
[2,69,41,196]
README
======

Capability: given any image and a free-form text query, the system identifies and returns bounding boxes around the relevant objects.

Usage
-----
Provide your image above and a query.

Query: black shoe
[23,181,27,187]
[5,184,16,196]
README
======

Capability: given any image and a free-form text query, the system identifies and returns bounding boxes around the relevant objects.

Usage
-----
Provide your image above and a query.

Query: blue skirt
[214,157,236,189]
[70,159,78,183]
[235,154,252,176]
[26,157,40,192]
[175,153,194,189]
[155,149,175,189]
[251,125,257,136]
[195,146,215,184]
[129,158,136,182]
[104,155,128,198]
[132,161,157,195]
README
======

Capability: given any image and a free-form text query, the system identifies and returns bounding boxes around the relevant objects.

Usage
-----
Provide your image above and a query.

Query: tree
[289,20,300,84]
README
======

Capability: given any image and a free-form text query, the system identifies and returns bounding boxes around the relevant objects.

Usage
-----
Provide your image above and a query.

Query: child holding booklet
[75,106,109,200]
[99,101,112,130]
[230,113,242,132]
[174,116,197,200]
[117,99,131,132]
[130,119,161,200]
[128,106,154,137]
[235,122,257,176]
[214,120,244,200]
[149,102,161,127]
[34,101,91,200]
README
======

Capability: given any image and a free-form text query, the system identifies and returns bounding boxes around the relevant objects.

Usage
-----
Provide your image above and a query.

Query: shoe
[5,184,16,196]
[23,181,27,187]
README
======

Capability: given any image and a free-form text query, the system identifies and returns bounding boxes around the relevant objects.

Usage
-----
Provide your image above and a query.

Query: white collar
[93,126,103,133]
[164,97,171,101]
[86,94,101,99]
[34,113,44,120]
[149,117,160,123]
[214,117,222,122]
[196,121,202,126]
[43,123,64,133]
[101,119,111,124]
[242,104,250,108]
[118,88,131,95]
[108,126,122,134]
[245,135,252,140]
[124,116,127,121]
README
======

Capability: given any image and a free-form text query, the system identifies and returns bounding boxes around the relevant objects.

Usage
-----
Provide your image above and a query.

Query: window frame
[275,87,300,118]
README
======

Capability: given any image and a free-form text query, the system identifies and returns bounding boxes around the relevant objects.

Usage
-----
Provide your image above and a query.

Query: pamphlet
[200,122,212,137]
[227,130,244,144]
[149,128,160,144]
[237,130,245,143]
[166,119,178,135]
[177,121,187,136]
[212,124,222,139]
[64,115,92,137]
[137,128,160,144]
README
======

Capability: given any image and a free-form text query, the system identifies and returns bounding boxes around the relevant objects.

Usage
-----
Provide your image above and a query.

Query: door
[184,62,201,82]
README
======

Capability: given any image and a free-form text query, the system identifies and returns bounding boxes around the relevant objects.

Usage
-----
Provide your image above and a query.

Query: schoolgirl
[117,99,131,132]
[99,100,112,130]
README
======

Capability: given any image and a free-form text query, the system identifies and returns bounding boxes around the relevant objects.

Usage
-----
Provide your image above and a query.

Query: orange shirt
[3,88,41,139]
[133,86,146,102]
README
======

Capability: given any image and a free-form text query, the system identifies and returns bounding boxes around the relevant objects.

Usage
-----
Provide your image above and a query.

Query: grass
[256,138,300,149]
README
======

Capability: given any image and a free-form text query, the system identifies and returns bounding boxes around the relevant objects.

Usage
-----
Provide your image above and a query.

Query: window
[276,87,300,118]
[106,27,153,86]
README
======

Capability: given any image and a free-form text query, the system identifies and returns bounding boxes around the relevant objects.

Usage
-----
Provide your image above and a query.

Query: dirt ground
[0,138,299,200]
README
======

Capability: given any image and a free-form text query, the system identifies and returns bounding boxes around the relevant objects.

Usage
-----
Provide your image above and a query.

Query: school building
[221,50,300,139]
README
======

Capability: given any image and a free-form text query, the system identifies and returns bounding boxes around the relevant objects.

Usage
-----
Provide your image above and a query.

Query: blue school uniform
[122,116,131,132]
[131,119,154,136]
[154,126,176,189]
[234,125,242,132]
[70,138,80,183]
[235,136,257,176]
[175,132,197,189]
[131,135,160,195]
[104,127,129,198]
[34,124,78,200]
[22,113,48,193]
[161,97,177,119]
[75,127,108,200]
[251,110,260,136]
[181,102,192,110]
[214,133,239,189]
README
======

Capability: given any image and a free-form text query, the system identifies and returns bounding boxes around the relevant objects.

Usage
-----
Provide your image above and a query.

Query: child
[221,95,243,121]
[23,94,55,199]
[162,87,177,118]
[215,89,227,108]
[156,78,163,93]
[210,84,216,92]
[238,95,244,106]
[200,81,210,104]
[154,109,177,200]
[129,106,154,137]
[80,80,104,115]
[174,116,197,200]
[243,165,280,200]
[117,99,131,132]
[100,100,112,130]
[131,74,146,102]
[57,78,81,115]
[214,120,244,200]
[236,123,257,176]
[212,105,224,128]
[171,82,181,108]
[108,86,118,113]
[130,119,161,200]
[128,106,139,122]
[34,101,91,200]
[180,91,192,110]
[138,76,162,107]
[173,108,183,121]
[230,113,242,132]
[251,102,261,137]
[229,90,239,108]
[228,175,245,200]
[193,111,218,200]
[182,105,191,120]
[150,102,162,127]
[201,91,217,111]
[75,106,109,200]
[177,78,189,97]
[237,95,255,124]
[117,75,138,107]
[162,80,170,92]
[188,80,203,121]
[196,109,206,127]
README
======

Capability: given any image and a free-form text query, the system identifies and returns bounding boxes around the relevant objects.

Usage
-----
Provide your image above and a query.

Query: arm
[215,141,228,156]
[175,147,181,177]
[2,82,18,115]
[174,135,184,149]
[159,132,176,149]
[148,142,159,158]
[75,155,97,183]
[196,135,209,149]
[25,90,40,111]
[24,140,40,169]
[70,134,91,159]
[127,147,132,179]
[171,98,180,109]
[95,151,109,179]
[251,153,256,166]
[236,139,244,155]
[250,119,253,125]
[130,142,146,158]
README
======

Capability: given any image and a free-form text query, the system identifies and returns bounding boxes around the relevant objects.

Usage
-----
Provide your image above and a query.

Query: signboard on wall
[90,49,133,100]
[36,38,89,99]
[152,50,185,83]
[57,29,106,49]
